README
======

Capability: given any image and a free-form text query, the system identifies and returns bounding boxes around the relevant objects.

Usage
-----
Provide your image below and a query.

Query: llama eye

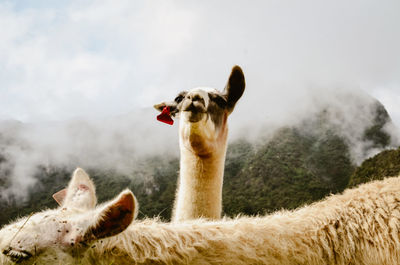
[174,96,183,102]
[174,91,188,103]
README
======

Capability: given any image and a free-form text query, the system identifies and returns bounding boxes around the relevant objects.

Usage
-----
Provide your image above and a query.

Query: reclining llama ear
[223,65,245,113]
[61,168,97,210]
[84,189,137,241]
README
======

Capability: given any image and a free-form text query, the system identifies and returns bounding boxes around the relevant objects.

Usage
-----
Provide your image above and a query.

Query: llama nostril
[192,96,205,106]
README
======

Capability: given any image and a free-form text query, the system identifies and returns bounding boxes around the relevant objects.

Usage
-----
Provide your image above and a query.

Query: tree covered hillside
[223,127,353,216]
[349,147,400,188]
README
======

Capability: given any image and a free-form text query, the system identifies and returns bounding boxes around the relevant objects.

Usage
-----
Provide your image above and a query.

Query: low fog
[1,87,399,199]
[0,0,400,198]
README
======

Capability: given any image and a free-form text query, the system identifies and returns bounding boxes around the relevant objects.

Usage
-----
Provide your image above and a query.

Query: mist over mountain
[0,89,398,226]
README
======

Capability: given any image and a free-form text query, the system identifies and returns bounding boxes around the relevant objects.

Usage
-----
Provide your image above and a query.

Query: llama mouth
[3,249,32,263]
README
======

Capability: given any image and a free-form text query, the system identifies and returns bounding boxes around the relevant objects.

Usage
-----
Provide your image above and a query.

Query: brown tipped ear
[223,65,245,112]
[154,102,167,112]
[86,190,137,240]
[154,101,179,116]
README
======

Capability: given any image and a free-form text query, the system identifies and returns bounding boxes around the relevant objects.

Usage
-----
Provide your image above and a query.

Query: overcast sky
[1,0,400,199]
[0,0,399,125]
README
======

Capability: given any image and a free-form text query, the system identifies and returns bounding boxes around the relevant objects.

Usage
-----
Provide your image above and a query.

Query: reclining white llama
[1,168,400,264]
[154,65,245,221]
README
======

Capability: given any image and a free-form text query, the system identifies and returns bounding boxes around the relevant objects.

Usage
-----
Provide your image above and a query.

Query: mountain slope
[223,127,354,216]
[349,147,400,187]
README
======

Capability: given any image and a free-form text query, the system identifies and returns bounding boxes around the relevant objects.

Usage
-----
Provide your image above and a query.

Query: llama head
[154,65,245,155]
[0,168,137,264]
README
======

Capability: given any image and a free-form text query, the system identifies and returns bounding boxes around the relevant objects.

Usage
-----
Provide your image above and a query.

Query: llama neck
[173,144,227,221]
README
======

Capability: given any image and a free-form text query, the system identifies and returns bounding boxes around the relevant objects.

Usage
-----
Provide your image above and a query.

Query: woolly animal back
[85,177,400,265]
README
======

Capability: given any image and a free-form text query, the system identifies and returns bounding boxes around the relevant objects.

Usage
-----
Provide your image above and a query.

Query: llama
[2,168,400,264]
[154,65,245,221]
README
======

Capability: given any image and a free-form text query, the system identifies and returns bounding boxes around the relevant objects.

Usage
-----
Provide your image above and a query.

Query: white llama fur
[154,65,245,221]
[2,168,400,264]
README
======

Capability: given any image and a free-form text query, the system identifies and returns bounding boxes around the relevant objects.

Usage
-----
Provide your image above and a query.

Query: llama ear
[52,188,68,206]
[154,102,179,116]
[154,102,168,112]
[85,190,137,240]
[223,65,245,112]
[62,168,97,210]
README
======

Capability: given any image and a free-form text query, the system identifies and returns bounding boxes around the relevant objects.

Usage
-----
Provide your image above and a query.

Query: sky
[1,0,400,198]
[0,0,399,124]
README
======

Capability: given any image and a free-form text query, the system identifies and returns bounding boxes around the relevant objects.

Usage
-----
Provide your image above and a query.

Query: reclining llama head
[154,65,245,155]
[0,168,137,265]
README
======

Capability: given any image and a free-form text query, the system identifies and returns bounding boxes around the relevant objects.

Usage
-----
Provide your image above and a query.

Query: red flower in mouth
[157,106,174,125]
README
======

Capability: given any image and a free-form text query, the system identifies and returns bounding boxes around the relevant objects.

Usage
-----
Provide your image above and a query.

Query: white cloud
[0,0,399,122]
[0,0,197,121]
[369,86,400,127]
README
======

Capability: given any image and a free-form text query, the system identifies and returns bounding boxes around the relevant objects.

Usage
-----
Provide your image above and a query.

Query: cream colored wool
[1,169,400,264]
[88,176,400,265]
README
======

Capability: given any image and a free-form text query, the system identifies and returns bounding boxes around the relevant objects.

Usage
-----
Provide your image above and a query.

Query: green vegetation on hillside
[349,147,400,187]
[363,102,392,148]
[223,127,354,216]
